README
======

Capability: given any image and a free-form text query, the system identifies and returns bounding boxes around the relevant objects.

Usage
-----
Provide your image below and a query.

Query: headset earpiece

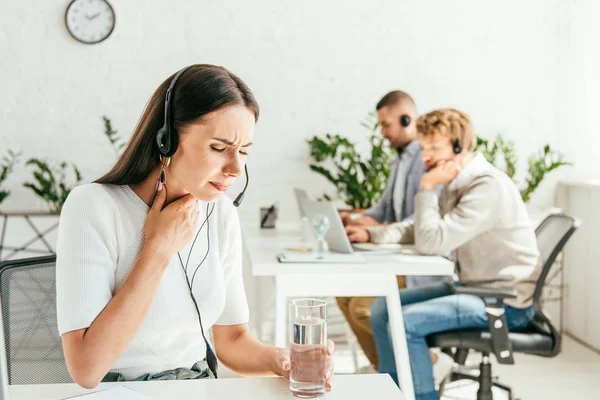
[156,66,193,158]
[400,115,411,127]
[453,139,463,154]
[156,126,171,157]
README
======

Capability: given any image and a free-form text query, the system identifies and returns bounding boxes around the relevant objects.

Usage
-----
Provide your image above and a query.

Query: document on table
[63,386,151,400]
[277,251,366,263]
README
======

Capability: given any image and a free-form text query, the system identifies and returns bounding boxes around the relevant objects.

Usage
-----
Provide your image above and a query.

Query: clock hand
[89,12,101,20]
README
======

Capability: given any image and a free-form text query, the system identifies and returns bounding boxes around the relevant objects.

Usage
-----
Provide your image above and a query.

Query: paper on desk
[62,386,152,400]
[278,251,366,263]
[352,243,402,251]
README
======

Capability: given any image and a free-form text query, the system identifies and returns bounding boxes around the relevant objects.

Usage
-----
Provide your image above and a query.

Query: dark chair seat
[427,324,555,357]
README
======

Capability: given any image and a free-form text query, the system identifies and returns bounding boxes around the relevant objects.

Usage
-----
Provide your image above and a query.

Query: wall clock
[65,0,115,45]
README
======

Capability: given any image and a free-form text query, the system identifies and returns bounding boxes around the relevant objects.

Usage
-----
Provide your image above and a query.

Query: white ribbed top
[55,183,249,380]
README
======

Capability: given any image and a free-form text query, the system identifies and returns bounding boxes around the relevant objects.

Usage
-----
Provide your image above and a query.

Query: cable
[181,203,214,274]
[176,201,218,379]
[191,203,215,289]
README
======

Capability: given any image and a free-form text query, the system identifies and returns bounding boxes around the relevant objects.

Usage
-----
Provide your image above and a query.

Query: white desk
[10,374,403,400]
[243,225,454,400]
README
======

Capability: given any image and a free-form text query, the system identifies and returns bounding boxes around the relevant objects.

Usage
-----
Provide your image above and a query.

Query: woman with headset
[55,64,335,390]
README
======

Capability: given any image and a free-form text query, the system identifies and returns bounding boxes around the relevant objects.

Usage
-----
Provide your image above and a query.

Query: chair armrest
[451,283,516,365]
[452,284,517,300]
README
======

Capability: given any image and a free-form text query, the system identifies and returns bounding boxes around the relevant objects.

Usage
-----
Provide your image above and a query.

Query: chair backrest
[531,213,579,354]
[0,255,73,384]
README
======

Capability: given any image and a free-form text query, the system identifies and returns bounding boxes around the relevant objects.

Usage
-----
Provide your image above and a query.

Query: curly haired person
[346,109,540,400]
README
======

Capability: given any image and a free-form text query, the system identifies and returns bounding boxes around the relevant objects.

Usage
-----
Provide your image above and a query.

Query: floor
[332,334,600,400]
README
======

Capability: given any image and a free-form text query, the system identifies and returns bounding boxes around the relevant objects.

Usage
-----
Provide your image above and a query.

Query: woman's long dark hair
[95,64,259,185]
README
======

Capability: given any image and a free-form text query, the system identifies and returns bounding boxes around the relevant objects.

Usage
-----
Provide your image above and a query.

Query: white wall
[557,0,600,179]
[0,0,596,229]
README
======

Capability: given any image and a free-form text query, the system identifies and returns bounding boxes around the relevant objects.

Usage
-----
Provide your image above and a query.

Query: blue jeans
[370,282,534,400]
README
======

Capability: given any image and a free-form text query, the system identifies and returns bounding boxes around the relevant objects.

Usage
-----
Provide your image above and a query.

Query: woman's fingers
[324,355,335,391]
[190,205,200,229]
[326,339,335,356]
[149,181,167,213]
[324,339,335,391]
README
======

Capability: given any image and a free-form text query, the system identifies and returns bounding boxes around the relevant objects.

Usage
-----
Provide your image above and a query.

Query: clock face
[65,0,115,44]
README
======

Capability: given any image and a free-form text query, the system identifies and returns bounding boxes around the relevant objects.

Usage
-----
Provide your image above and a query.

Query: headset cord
[177,202,218,378]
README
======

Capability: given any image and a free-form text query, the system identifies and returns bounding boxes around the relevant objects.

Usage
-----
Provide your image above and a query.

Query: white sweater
[367,153,540,308]
[56,183,249,380]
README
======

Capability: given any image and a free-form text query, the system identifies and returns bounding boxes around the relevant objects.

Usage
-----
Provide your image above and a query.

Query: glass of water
[289,298,327,398]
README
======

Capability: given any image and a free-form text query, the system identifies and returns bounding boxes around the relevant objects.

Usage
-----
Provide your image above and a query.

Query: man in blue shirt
[337,91,445,371]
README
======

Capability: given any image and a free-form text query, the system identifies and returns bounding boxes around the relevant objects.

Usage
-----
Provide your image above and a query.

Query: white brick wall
[0,0,598,237]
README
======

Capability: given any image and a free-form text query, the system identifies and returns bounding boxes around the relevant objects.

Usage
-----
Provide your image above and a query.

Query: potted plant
[475,135,571,202]
[20,116,127,214]
[520,145,571,202]
[23,159,82,213]
[307,114,393,210]
[1,152,76,260]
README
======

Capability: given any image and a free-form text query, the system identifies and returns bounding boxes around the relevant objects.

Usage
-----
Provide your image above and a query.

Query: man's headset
[399,114,462,154]
[400,114,411,127]
[453,139,462,154]
[156,65,249,207]
[399,115,463,154]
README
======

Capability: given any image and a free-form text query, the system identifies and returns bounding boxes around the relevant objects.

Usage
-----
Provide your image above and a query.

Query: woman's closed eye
[211,146,249,156]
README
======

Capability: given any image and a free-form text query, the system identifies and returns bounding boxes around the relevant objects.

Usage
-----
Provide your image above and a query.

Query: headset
[156,65,249,207]
[400,114,411,128]
[153,65,253,379]
[394,115,412,156]
[453,139,462,154]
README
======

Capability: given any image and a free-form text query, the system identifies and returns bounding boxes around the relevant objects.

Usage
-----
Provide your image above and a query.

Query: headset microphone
[233,165,249,207]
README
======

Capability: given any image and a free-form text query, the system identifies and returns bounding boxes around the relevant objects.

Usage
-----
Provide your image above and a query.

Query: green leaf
[102,115,126,156]
[0,150,20,205]
[0,191,9,205]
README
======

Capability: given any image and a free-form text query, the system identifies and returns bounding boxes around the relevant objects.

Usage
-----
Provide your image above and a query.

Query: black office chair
[0,255,73,384]
[427,214,580,400]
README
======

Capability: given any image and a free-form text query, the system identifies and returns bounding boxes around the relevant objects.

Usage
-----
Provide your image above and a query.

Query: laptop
[300,198,401,255]
[293,187,310,218]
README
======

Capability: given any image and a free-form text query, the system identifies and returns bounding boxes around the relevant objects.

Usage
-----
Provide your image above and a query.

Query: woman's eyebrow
[213,138,253,147]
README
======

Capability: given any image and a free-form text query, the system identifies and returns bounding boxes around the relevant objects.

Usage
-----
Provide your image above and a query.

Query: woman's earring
[159,156,171,185]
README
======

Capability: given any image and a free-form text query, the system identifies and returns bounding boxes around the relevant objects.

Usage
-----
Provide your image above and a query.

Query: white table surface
[10,374,404,400]
[242,224,453,400]
[243,225,453,276]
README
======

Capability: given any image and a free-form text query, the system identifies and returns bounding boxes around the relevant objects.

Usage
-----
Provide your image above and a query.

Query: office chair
[0,297,10,399]
[0,255,73,384]
[427,214,580,400]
